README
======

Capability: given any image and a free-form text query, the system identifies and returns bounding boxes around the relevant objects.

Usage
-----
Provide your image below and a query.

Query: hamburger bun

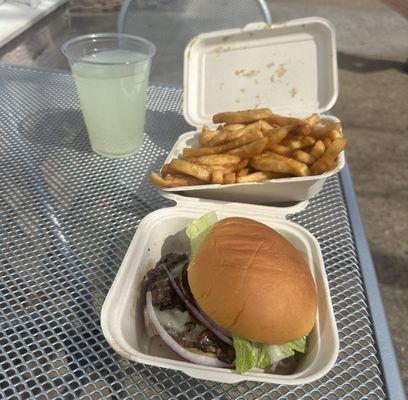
[188,217,317,344]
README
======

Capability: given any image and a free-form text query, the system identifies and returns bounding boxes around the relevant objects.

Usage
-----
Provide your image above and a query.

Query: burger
[143,213,317,374]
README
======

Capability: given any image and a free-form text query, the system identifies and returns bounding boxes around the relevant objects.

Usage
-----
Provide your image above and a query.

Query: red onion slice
[196,303,231,338]
[164,266,233,346]
[146,292,233,368]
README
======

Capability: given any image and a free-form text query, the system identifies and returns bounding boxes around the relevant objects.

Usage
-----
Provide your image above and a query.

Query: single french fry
[289,123,310,136]
[161,163,178,177]
[213,108,273,124]
[207,121,260,147]
[235,158,249,171]
[310,138,347,175]
[206,165,235,174]
[309,140,325,159]
[211,170,223,184]
[228,137,268,158]
[237,168,249,178]
[188,154,241,166]
[291,150,315,165]
[323,138,332,148]
[264,126,290,147]
[326,129,342,141]
[301,136,316,148]
[199,125,218,145]
[250,153,309,177]
[170,159,211,182]
[223,172,236,184]
[237,171,287,183]
[149,172,205,188]
[265,113,304,127]
[311,122,342,139]
[306,113,321,127]
[269,144,291,156]
[223,124,246,131]
[281,138,303,150]
[259,120,274,133]
[184,129,264,157]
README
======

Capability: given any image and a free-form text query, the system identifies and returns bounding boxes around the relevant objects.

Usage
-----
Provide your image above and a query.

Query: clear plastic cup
[62,33,156,158]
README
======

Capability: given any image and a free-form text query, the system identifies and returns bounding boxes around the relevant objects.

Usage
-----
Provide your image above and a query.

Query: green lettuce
[185,212,218,252]
[233,335,307,374]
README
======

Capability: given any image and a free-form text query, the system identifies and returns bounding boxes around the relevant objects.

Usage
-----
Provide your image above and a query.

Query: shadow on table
[338,52,408,74]
[18,107,192,154]
[373,250,408,289]
[18,108,92,153]
[145,108,193,152]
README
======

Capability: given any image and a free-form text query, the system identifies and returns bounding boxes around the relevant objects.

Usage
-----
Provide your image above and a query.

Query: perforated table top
[0,64,387,399]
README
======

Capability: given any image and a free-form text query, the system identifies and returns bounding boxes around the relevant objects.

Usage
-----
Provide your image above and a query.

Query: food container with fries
[150,17,346,203]
[102,17,340,385]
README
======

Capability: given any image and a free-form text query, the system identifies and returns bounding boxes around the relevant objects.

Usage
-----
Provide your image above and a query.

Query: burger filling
[143,213,308,374]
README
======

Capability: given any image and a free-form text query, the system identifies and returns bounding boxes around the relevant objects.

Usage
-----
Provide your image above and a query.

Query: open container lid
[184,17,338,126]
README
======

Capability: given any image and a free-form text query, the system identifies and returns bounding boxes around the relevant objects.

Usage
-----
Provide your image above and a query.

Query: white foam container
[162,17,343,204]
[101,195,339,384]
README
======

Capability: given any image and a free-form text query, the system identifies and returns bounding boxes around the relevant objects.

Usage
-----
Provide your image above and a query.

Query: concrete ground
[1,0,407,393]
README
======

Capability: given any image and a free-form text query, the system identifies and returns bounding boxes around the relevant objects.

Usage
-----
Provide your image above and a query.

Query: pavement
[0,0,407,393]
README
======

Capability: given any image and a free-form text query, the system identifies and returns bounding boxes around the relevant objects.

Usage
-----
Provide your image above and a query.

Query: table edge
[340,160,406,400]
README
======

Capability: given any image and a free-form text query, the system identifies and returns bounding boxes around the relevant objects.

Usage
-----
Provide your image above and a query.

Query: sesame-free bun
[188,217,317,344]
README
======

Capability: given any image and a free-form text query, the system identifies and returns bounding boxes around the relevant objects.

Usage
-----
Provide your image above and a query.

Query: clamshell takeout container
[101,194,339,384]
[101,17,339,385]
[164,16,343,204]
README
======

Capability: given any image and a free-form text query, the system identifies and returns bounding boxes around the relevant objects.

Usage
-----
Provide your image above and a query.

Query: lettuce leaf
[233,335,307,374]
[185,212,218,252]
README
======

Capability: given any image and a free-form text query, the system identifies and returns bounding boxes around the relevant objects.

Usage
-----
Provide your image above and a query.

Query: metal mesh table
[0,64,397,399]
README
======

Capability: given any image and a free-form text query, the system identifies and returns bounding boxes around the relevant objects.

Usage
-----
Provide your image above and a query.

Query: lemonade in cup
[62,33,156,158]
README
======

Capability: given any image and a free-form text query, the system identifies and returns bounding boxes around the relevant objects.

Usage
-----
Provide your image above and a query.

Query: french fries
[188,154,241,166]
[150,108,346,189]
[170,159,211,182]
[228,137,268,158]
[250,153,309,177]
[213,108,273,124]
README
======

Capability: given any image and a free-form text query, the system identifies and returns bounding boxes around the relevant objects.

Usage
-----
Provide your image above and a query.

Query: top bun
[188,217,317,344]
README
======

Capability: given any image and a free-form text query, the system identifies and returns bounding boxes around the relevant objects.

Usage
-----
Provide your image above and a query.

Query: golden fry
[302,136,316,148]
[323,138,332,148]
[199,125,217,146]
[326,129,342,141]
[223,124,246,131]
[291,150,315,165]
[237,168,249,178]
[223,172,236,184]
[269,144,291,156]
[161,163,178,177]
[265,113,304,127]
[281,138,303,150]
[183,130,263,157]
[237,171,287,183]
[188,154,241,166]
[306,113,321,127]
[213,108,273,124]
[235,158,249,171]
[310,138,347,175]
[250,153,309,177]
[211,170,223,184]
[207,121,260,147]
[264,126,290,147]
[228,137,268,158]
[206,165,235,174]
[311,122,342,139]
[259,120,274,133]
[170,159,211,182]
[309,140,325,159]
[149,172,205,188]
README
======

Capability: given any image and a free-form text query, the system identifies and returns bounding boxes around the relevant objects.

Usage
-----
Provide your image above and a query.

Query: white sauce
[153,307,190,333]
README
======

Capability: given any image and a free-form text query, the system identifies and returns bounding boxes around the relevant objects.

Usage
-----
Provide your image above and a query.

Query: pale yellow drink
[72,50,149,158]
